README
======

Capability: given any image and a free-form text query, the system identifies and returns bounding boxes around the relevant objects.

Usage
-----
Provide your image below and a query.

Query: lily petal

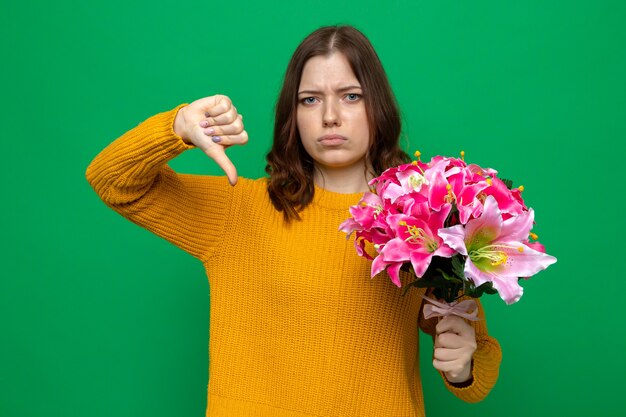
[371,254,389,277]
[465,258,523,304]
[387,263,403,287]
[410,249,434,277]
[495,241,558,278]
[500,208,535,242]
[338,218,361,237]
[438,225,469,256]
[463,195,501,250]
[379,238,411,263]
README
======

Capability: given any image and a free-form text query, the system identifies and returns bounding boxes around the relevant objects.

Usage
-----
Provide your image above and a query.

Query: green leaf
[451,255,466,279]
[500,177,514,189]
[469,281,497,298]
[435,268,458,282]
[399,256,500,302]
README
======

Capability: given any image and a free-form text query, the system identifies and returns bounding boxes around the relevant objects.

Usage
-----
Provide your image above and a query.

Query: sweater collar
[312,184,365,210]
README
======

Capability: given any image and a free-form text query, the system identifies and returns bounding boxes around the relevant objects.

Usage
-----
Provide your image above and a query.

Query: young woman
[87,25,501,417]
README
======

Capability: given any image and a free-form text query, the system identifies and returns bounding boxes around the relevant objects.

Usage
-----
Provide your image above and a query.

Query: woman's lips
[318,134,347,146]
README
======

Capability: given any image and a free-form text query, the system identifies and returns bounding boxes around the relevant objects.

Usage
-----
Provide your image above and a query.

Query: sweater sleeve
[419,296,502,403]
[85,105,235,261]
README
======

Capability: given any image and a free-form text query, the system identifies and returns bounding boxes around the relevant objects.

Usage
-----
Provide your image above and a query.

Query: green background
[2,0,624,416]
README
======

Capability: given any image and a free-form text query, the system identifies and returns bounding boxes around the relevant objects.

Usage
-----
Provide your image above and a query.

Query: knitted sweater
[86,106,502,417]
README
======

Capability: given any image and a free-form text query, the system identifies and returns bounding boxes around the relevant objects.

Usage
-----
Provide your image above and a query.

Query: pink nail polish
[199,121,208,128]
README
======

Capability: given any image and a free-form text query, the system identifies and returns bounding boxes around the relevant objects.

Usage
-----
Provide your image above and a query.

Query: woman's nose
[322,102,341,127]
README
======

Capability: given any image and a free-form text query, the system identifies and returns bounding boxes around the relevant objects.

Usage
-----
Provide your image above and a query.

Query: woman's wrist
[173,105,191,143]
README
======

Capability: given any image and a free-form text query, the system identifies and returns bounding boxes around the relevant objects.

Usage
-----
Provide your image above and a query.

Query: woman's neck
[313,162,373,194]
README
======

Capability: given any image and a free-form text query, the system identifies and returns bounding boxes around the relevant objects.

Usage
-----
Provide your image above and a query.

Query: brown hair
[265,25,409,221]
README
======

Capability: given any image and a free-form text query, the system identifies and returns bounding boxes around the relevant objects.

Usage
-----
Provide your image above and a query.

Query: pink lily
[438,195,557,304]
[383,166,430,203]
[339,192,394,259]
[481,176,526,220]
[424,160,487,223]
[371,205,454,287]
[465,163,498,180]
[424,160,455,212]
[338,192,385,233]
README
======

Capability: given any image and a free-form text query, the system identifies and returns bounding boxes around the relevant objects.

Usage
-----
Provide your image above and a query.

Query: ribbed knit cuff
[86,103,194,208]
[141,103,195,161]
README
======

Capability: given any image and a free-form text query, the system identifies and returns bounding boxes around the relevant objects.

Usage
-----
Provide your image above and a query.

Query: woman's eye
[345,93,361,102]
[301,97,317,105]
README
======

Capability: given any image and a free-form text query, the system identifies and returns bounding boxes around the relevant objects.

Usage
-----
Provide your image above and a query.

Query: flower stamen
[408,173,428,191]
[444,184,455,203]
[399,221,438,252]
[469,244,519,266]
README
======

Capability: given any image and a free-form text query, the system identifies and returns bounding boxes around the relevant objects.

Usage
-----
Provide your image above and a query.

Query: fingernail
[204,128,215,135]
[199,121,209,128]
[212,136,221,143]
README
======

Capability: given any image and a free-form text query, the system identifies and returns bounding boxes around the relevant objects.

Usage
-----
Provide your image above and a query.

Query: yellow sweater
[86,106,501,417]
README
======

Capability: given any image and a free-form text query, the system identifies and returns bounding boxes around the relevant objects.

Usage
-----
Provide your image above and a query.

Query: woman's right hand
[174,95,248,185]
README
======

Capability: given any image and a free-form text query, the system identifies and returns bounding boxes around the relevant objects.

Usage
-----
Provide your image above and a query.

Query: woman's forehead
[298,53,360,91]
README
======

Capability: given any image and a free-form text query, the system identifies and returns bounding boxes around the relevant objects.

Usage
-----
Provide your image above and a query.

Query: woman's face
[296,52,370,175]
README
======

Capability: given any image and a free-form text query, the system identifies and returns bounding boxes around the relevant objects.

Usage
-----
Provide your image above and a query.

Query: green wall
[2,1,624,416]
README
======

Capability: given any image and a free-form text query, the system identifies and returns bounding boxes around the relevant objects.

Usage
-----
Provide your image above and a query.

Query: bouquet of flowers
[339,151,557,317]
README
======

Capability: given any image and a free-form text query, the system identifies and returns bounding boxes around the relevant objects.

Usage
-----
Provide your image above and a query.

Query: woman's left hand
[432,315,477,384]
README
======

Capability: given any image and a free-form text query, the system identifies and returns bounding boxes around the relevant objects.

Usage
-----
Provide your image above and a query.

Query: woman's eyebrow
[297,85,363,95]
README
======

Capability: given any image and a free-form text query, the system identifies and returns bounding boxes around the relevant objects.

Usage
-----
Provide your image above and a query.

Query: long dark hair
[266,25,409,222]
